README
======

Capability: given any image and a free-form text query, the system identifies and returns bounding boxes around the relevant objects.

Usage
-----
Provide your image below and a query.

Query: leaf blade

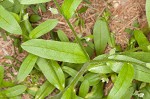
[19,0,51,4]
[146,0,150,27]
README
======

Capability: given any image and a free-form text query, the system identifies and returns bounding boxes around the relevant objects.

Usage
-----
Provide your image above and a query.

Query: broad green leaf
[35,81,55,99]
[57,30,69,42]
[9,96,22,99]
[140,85,150,99]
[79,80,89,98]
[107,63,134,99]
[93,18,110,55]
[86,82,104,99]
[21,39,88,63]
[61,0,82,19]
[0,66,4,85]
[0,5,22,34]
[88,63,113,74]
[29,19,58,39]
[107,61,124,73]
[3,85,27,97]
[121,86,135,99]
[134,30,149,51]
[37,58,65,90]
[122,52,150,62]
[19,0,51,4]
[146,0,150,27]
[17,54,38,82]
[61,87,76,99]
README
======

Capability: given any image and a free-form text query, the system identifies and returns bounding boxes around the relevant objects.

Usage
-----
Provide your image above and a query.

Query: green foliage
[146,0,150,27]
[19,0,51,4]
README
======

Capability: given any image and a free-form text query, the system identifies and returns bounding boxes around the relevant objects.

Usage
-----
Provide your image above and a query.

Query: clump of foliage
[0,0,150,99]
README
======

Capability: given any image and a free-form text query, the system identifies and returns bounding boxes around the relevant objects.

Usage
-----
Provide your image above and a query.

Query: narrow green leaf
[61,0,82,19]
[120,86,135,99]
[0,5,22,34]
[57,30,69,42]
[61,87,76,99]
[17,54,38,82]
[107,63,134,99]
[9,96,22,99]
[21,39,88,63]
[79,80,89,98]
[146,0,150,27]
[35,81,55,99]
[37,58,65,90]
[134,30,149,51]
[88,63,113,74]
[0,66,4,85]
[19,0,51,4]
[29,19,58,39]
[93,18,110,55]
[3,85,27,97]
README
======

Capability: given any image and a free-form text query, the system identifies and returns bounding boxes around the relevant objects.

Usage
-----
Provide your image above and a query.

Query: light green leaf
[37,58,65,90]
[61,0,82,19]
[0,66,4,85]
[61,87,76,99]
[0,5,22,34]
[146,0,150,27]
[29,19,58,39]
[3,85,27,97]
[134,30,149,51]
[88,63,113,74]
[107,63,134,99]
[79,80,89,98]
[35,81,55,99]
[93,18,110,55]
[57,30,69,42]
[21,39,88,63]
[17,54,38,82]
[19,0,51,4]
[140,85,150,99]
[120,86,135,99]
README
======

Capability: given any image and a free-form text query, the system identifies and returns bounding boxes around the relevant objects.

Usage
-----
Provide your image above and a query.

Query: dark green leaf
[17,54,38,82]
[140,84,150,99]
[29,19,58,39]
[37,58,65,90]
[35,81,55,99]
[3,85,27,97]
[21,39,88,63]
[19,0,51,4]
[61,0,82,19]
[93,18,110,55]
[79,80,89,98]
[29,14,41,23]
[146,0,150,27]
[107,63,134,99]
[0,5,22,34]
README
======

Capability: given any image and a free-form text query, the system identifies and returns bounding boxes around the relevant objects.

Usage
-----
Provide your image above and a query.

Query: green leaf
[120,86,135,99]
[0,5,22,34]
[57,30,69,42]
[146,0,150,27]
[88,63,113,74]
[3,85,27,97]
[61,87,76,99]
[35,81,55,99]
[29,19,58,39]
[19,0,51,4]
[134,30,149,51]
[17,54,38,82]
[93,18,110,55]
[79,80,89,98]
[29,14,41,23]
[140,84,150,99]
[61,0,82,19]
[0,66,4,85]
[21,39,88,63]
[107,63,134,99]
[37,58,65,90]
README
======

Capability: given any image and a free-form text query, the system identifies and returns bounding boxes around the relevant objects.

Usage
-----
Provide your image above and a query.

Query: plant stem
[53,0,90,60]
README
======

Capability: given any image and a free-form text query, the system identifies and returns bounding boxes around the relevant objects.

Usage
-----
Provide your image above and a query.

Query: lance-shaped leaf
[0,5,22,34]
[146,0,150,27]
[107,63,134,99]
[19,0,51,4]
[120,86,135,99]
[140,85,150,99]
[93,18,110,55]
[21,39,88,63]
[3,85,27,97]
[29,19,58,39]
[37,58,65,90]
[61,0,82,19]
[57,30,69,42]
[0,66,4,86]
[134,30,149,51]
[79,80,89,98]
[35,81,55,99]
[61,87,76,99]
[17,54,38,82]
